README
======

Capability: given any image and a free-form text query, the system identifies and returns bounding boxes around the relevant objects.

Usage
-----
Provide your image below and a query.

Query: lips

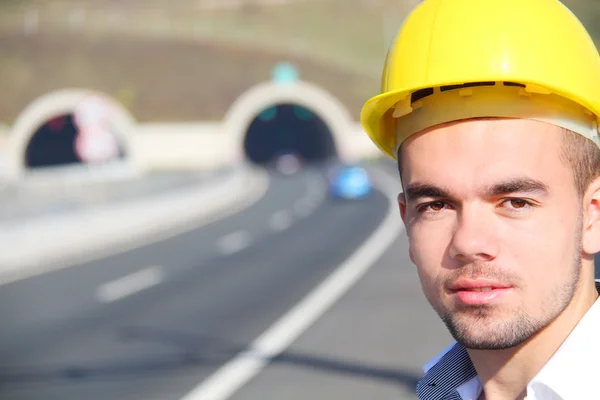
[450,278,511,291]
[463,287,493,292]
[449,278,513,305]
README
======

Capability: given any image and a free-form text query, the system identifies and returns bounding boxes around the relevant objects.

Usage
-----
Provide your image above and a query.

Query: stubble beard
[435,228,582,350]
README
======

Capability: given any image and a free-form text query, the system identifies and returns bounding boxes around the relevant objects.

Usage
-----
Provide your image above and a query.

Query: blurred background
[0,0,598,399]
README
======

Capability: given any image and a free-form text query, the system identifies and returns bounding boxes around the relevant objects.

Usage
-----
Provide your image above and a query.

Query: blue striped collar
[416,341,478,400]
[416,280,600,400]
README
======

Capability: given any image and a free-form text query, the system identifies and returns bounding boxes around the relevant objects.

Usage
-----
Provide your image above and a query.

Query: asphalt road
[0,165,390,400]
[1,161,598,400]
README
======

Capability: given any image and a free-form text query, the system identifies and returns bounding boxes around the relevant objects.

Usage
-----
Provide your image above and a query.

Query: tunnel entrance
[243,103,337,166]
[25,112,126,169]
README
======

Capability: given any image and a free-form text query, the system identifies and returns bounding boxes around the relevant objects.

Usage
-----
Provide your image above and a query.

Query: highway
[1,161,599,400]
[0,164,393,400]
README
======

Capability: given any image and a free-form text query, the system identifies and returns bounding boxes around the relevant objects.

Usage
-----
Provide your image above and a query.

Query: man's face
[398,118,583,350]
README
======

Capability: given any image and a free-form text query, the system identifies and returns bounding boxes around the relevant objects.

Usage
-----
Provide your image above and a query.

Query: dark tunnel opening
[243,103,337,166]
[25,113,125,169]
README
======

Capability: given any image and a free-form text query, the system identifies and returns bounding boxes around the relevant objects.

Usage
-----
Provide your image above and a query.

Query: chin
[456,333,530,350]
[443,311,539,351]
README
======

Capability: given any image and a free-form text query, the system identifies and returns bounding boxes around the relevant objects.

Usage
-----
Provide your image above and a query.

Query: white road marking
[268,211,293,231]
[217,231,251,255]
[292,173,326,218]
[178,167,403,400]
[96,266,164,303]
[307,173,325,199]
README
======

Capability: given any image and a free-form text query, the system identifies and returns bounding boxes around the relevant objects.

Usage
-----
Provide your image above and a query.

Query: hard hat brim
[361,80,600,161]
[361,88,410,160]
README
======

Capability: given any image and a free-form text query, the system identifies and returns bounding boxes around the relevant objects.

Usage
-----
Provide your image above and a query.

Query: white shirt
[417,280,600,400]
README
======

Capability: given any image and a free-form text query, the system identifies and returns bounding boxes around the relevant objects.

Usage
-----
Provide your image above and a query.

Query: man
[360,0,600,399]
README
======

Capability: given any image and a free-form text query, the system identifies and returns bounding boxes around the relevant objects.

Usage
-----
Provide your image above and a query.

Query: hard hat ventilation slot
[440,81,495,92]
[411,88,434,103]
[503,82,526,87]
[409,81,528,105]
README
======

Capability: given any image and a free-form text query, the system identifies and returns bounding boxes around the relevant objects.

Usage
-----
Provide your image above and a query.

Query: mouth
[449,279,513,305]
[457,287,494,292]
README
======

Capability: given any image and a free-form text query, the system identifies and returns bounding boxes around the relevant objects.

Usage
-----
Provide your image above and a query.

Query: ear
[582,177,600,255]
[398,192,407,223]
[397,192,416,263]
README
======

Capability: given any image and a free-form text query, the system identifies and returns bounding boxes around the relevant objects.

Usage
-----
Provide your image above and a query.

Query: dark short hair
[560,128,600,197]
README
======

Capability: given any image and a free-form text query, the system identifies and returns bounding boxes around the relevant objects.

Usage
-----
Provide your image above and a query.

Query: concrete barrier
[0,166,269,284]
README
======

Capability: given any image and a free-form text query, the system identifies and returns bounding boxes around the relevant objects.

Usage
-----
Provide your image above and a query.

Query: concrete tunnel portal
[243,103,338,166]
[4,80,364,181]
[5,89,139,180]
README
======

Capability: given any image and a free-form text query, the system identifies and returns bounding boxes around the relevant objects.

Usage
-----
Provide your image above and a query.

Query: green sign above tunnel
[271,62,299,85]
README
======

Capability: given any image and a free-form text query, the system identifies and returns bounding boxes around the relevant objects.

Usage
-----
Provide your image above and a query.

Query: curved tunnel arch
[5,89,139,180]
[223,80,354,166]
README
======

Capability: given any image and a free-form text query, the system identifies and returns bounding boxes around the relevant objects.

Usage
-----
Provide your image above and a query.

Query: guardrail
[0,164,226,222]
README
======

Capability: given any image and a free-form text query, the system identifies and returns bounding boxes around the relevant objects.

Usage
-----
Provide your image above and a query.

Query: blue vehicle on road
[327,164,372,200]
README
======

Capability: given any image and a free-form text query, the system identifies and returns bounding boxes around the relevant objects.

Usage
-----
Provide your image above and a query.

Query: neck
[468,268,598,400]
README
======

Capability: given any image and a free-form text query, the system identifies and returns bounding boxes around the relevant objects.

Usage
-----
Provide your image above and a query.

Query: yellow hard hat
[360,0,600,159]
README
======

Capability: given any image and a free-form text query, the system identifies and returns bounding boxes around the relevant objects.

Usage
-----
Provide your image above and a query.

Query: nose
[448,204,499,263]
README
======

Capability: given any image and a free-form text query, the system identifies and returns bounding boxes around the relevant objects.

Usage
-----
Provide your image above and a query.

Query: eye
[418,201,447,213]
[509,199,528,209]
[501,198,535,212]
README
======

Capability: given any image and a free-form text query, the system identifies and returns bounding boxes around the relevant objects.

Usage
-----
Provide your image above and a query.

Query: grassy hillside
[0,33,375,123]
[0,0,597,124]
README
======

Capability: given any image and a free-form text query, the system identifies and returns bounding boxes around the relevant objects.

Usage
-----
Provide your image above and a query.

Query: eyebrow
[484,178,549,197]
[404,178,549,202]
[404,183,454,202]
